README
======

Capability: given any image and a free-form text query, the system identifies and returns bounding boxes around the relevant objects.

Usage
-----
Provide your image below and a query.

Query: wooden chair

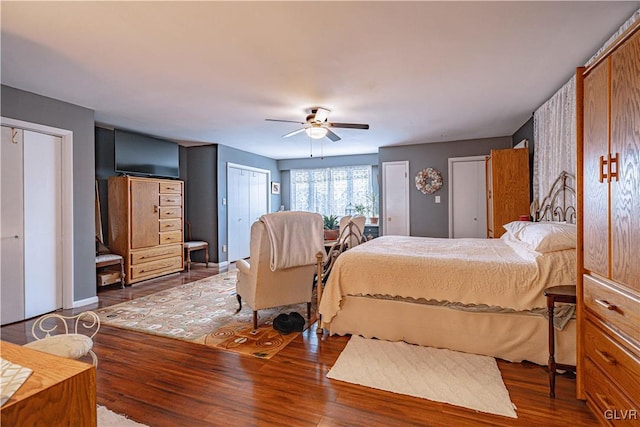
[184,221,209,272]
[23,311,101,367]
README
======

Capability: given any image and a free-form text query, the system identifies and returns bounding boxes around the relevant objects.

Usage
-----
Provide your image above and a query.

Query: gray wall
[1,85,96,302]
[185,145,218,263]
[379,137,512,238]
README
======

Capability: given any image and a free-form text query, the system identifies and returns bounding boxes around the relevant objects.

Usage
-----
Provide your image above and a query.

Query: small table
[1,341,96,426]
[543,285,577,398]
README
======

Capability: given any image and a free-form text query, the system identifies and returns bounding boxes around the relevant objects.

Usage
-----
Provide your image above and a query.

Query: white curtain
[290,165,372,217]
[532,8,639,205]
[532,76,576,205]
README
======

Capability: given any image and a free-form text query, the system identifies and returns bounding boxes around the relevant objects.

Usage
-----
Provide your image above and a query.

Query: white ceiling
[2,1,638,160]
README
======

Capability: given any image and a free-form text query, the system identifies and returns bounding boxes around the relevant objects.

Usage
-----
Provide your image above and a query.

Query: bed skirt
[323,295,576,366]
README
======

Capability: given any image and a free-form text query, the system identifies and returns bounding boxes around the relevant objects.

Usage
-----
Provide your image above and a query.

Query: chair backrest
[337,215,366,248]
[31,311,101,340]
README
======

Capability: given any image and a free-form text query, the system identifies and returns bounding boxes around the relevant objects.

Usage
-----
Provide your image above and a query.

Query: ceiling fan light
[305,126,328,139]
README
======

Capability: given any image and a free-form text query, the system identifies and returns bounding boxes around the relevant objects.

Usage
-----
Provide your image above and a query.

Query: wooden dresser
[578,21,640,425]
[108,176,184,285]
[485,147,530,238]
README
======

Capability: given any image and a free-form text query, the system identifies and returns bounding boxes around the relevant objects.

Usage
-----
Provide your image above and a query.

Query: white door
[448,156,487,238]
[227,164,269,262]
[382,161,410,236]
[1,126,63,324]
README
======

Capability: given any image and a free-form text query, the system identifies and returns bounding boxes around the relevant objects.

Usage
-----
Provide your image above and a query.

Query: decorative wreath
[415,168,443,195]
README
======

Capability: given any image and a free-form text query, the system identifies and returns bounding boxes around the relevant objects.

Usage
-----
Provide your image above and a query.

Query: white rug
[98,405,148,427]
[327,336,517,418]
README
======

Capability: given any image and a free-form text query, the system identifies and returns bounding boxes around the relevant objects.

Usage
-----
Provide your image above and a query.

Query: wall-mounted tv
[114,129,179,178]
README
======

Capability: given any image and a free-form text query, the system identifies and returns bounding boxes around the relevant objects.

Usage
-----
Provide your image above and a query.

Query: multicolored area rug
[96,271,314,358]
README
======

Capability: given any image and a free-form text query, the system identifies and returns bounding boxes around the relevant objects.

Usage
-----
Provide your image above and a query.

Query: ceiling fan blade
[265,118,305,124]
[314,107,330,123]
[327,122,370,130]
[325,129,341,142]
[282,128,306,138]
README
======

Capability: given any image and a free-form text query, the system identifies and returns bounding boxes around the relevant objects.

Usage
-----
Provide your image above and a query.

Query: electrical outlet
[222,244,228,253]
[435,195,441,203]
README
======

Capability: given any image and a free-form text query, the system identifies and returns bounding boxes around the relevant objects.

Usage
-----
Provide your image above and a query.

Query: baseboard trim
[73,296,99,308]
[211,261,229,272]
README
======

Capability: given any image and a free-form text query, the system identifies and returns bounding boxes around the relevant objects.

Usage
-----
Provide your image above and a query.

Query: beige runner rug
[327,336,517,418]
[97,271,314,358]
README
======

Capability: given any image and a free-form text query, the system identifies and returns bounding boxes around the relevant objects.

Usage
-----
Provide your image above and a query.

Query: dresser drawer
[584,358,639,426]
[159,218,181,232]
[159,195,182,206]
[159,181,182,194]
[131,244,182,265]
[584,317,640,403]
[160,230,182,245]
[159,206,181,219]
[584,275,640,342]
[130,256,182,280]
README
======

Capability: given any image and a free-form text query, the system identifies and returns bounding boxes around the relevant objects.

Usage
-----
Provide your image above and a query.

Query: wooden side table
[543,285,577,398]
[1,341,96,426]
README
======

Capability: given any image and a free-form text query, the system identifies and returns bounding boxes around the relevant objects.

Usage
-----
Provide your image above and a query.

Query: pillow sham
[502,221,576,253]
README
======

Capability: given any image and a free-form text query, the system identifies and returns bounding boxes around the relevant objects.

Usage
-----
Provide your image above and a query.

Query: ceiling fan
[265,107,369,142]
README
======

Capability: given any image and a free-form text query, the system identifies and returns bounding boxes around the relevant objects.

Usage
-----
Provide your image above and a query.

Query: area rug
[96,271,314,358]
[98,405,148,427]
[327,336,517,418]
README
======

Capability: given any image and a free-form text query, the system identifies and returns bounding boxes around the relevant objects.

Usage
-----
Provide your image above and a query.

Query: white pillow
[502,221,576,253]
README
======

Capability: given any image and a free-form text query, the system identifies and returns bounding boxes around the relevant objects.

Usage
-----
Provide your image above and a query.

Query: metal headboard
[530,171,576,224]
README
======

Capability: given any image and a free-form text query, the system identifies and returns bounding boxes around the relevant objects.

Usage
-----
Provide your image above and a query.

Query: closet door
[1,126,25,324]
[1,127,63,324]
[228,166,250,262]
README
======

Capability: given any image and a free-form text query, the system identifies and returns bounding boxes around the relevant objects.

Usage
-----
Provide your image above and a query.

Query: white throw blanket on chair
[260,211,325,271]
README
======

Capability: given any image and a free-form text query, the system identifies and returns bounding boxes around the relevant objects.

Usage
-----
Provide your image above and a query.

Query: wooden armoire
[485,147,530,238]
[578,20,640,424]
[108,176,184,285]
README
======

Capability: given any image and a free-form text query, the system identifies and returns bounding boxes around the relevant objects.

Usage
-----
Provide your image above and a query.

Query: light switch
[222,197,227,205]
[435,196,441,203]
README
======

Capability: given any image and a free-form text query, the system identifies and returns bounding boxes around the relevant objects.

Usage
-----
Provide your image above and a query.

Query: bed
[318,172,577,366]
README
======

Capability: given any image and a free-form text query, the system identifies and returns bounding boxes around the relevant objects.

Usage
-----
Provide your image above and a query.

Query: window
[290,166,372,217]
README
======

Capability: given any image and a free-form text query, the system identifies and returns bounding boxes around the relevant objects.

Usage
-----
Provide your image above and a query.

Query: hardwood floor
[1,264,598,426]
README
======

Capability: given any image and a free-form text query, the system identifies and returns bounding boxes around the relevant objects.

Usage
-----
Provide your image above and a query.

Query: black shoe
[288,312,305,332]
[273,313,293,334]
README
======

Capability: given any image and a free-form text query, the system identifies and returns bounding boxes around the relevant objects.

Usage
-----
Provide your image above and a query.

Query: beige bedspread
[319,235,575,323]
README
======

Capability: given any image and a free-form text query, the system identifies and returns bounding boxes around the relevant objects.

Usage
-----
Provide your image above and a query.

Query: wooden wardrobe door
[611,30,640,292]
[582,59,609,278]
[131,180,160,249]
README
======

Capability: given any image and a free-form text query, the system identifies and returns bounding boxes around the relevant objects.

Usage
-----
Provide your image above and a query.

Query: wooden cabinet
[108,176,184,285]
[485,148,530,238]
[578,22,640,425]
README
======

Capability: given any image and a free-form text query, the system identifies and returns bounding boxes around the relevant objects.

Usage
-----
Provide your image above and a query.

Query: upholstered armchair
[235,211,324,330]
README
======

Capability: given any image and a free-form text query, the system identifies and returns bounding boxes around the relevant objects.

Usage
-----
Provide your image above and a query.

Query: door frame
[1,117,74,310]
[448,155,487,238]
[226,162,271,261]
[381,160,410,236]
